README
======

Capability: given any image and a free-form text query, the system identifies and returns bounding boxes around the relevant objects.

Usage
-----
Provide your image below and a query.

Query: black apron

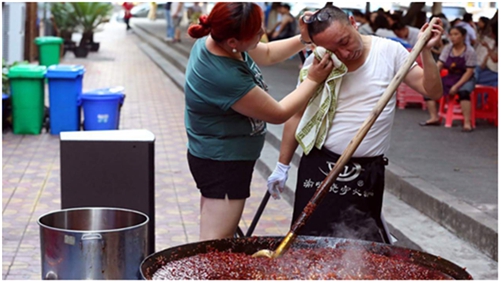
[292,147,391,244]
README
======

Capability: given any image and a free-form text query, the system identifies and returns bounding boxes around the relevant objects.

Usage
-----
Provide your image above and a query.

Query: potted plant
[71,2,113,56]
[2,59,28,131]
[50,3,78,55]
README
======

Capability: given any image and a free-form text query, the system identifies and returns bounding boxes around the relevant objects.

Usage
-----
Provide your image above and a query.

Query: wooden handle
[274,17,440,258]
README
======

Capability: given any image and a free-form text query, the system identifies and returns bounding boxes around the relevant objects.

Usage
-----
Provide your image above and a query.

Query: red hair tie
[199,15,210,28]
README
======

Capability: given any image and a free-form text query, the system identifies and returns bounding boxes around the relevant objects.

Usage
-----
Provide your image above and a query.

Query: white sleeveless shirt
[303,36,415,157]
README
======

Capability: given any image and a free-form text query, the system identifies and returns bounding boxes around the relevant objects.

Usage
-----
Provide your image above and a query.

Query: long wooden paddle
[253,17,440,259]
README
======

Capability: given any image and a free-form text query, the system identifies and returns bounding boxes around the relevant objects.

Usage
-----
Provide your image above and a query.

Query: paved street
[2,20,292,280]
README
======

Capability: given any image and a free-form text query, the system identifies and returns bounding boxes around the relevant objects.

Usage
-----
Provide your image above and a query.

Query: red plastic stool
[438,93,476,128]
[397,83,427,110]
[472,85,498,126]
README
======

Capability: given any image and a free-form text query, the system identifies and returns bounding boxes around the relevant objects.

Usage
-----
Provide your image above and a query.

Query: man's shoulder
[409,26,420,32]
[372,35,402,48]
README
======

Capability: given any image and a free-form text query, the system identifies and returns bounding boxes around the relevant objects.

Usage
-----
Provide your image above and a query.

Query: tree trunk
[491,10,498,23]
[402,2,426,27]
[431,2,442,15]
[24,2,38,62]
[79,31,93,48]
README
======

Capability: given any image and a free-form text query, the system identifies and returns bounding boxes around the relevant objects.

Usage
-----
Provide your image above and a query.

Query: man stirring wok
[268,5,443,243]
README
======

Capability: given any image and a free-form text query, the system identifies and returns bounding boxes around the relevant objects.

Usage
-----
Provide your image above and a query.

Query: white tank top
[303,36,414,157]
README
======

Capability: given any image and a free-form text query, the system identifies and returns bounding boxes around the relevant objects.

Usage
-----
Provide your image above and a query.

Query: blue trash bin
[3,93,10,130]
[81,87,125,131]
[45,65,85,135]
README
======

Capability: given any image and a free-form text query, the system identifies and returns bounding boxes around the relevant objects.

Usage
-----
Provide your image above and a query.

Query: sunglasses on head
[302,9,331,24]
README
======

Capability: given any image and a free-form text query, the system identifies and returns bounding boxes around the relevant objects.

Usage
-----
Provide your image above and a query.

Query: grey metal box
[60,130,155,255]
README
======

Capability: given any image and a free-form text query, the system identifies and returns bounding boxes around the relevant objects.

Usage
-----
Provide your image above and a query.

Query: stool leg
[438,97,445,123]
[445,98,454,128]
[470,92,476,129]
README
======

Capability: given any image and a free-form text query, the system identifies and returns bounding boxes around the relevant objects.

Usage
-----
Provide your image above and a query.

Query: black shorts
[187,150,255,200]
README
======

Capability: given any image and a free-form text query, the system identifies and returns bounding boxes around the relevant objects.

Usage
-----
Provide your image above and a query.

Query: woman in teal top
[185,2,333,241]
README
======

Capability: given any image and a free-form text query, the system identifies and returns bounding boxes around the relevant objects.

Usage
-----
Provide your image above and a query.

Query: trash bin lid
[34,36,64,45]
[46,64,85,79]
[7,64,47,79]
[81,86,125,100]
[2,93,9,100]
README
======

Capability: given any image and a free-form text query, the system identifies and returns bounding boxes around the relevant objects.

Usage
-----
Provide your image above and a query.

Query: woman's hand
[307,53,334,83]
[299,11,315,44]
[419,18,444,50]
[480,40,490,48]
[449,84,460,96]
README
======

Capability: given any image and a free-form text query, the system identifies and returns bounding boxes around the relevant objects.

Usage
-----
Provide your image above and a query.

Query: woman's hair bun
[199,14,210,28]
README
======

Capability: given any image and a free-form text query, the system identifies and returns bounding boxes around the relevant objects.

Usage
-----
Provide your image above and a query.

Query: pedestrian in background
[421,26,476,132]
[185,2,333,241]
[391,22,421,47]
[171,2,184,43]
[352,9,373,35]
[189,2,203,25]
[268,6,443,243]
[164,2,174,41]
[268,3,297,41]
[454,13,477,46]
[475,22,498,87]
[148,2,158,21]
[372,14,397,38]
[475,16,492,43]
[122,2,134,31]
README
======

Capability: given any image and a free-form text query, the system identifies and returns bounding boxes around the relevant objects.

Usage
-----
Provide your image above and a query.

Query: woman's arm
[250,14,311,66]
[231,54,333,124]
[487,47,498,63]
[278,108,303,165]
[248,35,305,66]
[232,78,318,124]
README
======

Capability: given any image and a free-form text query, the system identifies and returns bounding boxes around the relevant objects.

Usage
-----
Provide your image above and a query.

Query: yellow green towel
[295,47,348,155]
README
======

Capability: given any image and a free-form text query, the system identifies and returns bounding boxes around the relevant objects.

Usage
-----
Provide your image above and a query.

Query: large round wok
[140,236,472,280]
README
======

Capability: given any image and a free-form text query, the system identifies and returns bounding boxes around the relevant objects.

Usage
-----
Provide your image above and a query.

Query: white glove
[267,162,290,200]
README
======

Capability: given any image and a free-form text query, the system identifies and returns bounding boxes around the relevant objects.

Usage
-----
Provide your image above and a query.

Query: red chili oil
[152,247,453,280]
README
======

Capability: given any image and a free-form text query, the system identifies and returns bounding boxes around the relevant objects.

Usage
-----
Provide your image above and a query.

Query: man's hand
[267,162,290,200]
[419,18,444,50]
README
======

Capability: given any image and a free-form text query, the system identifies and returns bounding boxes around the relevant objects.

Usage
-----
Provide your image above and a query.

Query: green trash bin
[8,65,47,135]
[35,37,63,67]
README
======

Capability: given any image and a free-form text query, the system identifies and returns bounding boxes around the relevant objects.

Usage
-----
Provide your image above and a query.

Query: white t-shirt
[375,28,397,39]
[170,2,184,17]
[358,23,374,35]
[302,36,415,157]
[406,26,420,47]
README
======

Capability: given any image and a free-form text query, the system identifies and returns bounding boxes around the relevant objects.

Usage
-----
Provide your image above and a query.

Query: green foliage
[51,2,78,36]
[70,2,113,33]
[2,59,28,94]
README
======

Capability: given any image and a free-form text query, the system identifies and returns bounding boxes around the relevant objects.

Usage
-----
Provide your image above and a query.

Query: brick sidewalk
[2,21,292,280]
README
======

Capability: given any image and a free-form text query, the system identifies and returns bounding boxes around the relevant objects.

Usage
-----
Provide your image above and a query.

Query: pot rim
[37,206,149,234]
[140,236,473,280]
